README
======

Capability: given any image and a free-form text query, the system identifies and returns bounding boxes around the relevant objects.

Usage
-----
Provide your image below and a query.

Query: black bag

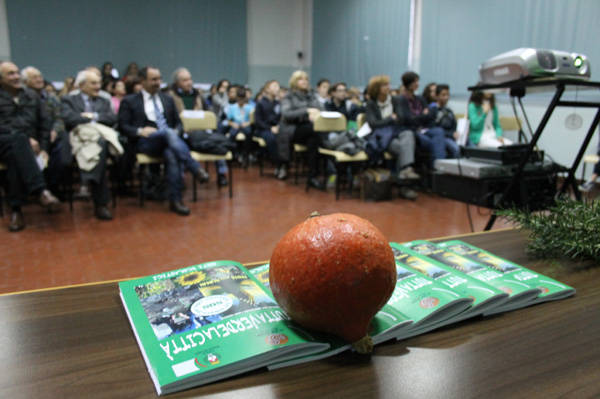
[185,131,235,155]
[361,168,392,201]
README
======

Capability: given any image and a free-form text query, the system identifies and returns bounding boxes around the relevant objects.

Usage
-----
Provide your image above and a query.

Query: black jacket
[254,96,280,131]
[61,93,117,131]
[0,87,52,151]
[325,99,360,122]
[396,94,434,130]
[365,96,404,130]
[118,92,182,140]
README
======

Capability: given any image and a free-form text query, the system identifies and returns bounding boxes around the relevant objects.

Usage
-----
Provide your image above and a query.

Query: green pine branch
[497,199,600,262]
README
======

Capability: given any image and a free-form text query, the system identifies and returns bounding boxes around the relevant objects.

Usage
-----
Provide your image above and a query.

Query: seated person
[61,69,120,220]
[21,66,70,197]
[397,71,447,165]
[254,80,281,167]
[365,74,419,200]
[315,78,330,106]
[0,61,61,232]
[468,90,513,148]
[118,66,209,216]
[224,86,253,143]
[429,84,460,158]
[325,82,360,124]
[276,70,323,188]
[168,67,228,187]
[422,82,437,106]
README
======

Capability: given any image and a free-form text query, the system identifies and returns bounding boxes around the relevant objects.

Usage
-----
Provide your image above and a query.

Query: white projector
[479,48,591,84]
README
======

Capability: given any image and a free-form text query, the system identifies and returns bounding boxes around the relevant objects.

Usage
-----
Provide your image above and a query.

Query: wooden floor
[0,164,509,294]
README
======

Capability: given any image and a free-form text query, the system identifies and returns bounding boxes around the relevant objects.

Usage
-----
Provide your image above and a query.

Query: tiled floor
[0,165,509,294]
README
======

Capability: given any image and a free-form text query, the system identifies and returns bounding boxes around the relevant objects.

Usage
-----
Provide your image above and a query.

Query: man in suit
[118,66,209,215]
[61,69,117,220]
[0,61,61,232]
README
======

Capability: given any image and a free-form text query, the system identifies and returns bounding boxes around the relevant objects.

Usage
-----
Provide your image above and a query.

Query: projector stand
[467,79,600,230]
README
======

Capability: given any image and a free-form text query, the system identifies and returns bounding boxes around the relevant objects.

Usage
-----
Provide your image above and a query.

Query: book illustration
[404,240,544,315]
[250,263,271,288]
[439,240,576,304]
[442,243,518,273]
[136,264,276,339]
[392,247,448,280]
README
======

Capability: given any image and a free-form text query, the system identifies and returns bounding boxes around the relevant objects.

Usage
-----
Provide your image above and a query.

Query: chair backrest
[180,110,217,132]
[313,113,347,132]
[455,113,464,120]
[356,113,366,129]
[250,109,255,125]
[499,116,522,132]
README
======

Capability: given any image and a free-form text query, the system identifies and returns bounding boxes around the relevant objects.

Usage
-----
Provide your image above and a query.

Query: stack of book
[119,240,574,395]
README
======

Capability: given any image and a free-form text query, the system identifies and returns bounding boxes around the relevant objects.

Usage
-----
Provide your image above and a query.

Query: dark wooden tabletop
[1,229,598,399]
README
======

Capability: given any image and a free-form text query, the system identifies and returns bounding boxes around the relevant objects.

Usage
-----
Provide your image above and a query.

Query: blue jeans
[256,128,278,163]
[416,127,446,165]
[366,125,398,165]
[137,128,200,201]
[445,137,460,158]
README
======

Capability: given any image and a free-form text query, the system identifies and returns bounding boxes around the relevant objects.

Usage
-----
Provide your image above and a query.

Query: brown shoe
[9,210,25,232]
[39,189,61,212]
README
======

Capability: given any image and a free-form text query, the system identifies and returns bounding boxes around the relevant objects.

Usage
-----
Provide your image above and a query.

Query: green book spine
[439,240,575,303]
[390,243,509,318]
[402,240,542,312]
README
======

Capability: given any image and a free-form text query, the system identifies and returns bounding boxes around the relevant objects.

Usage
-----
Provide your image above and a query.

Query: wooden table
[1,229,598,398]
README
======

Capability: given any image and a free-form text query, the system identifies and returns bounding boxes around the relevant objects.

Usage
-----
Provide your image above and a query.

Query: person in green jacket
[468,91,512,148]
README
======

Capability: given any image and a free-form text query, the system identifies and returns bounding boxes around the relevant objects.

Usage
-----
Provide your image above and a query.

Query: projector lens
[574,56,583,68]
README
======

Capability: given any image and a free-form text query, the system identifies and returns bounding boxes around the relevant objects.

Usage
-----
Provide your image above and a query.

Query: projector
[479,48,591,84]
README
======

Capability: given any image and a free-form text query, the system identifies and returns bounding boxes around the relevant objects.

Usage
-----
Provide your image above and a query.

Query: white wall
[0,0,10,60]
[247,0,312,91]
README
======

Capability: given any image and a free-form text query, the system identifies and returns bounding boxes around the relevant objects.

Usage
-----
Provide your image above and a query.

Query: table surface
[1,229,598,399]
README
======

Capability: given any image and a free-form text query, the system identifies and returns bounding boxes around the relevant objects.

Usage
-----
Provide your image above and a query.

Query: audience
[276,70,323,188]
[168,67,228,186]
[2,56,522,230]
[429,84,460,158]
[315,78,330,106]
[118,66,209,216]
[58,76,75,98]
[21,66,69,197]
[254,80,281,167]
[325,82,360,123]
[112,80,126,113]
[397,71,447,165]
[364,74,419,200]
[62,69,121,220]
[0,61,61,232]
[422,82,437,106]
[468,90,512,148]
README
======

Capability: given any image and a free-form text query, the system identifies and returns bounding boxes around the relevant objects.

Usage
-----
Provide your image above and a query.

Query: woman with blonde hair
[275,70,323,188]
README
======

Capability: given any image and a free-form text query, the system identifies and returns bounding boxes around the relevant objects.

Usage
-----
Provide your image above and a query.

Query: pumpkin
[269,212,396,353]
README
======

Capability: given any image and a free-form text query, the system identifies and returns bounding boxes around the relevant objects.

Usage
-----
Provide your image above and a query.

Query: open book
[119,261,329,395]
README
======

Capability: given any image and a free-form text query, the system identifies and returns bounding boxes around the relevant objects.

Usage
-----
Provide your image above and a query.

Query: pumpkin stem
[309,211,321,218]
[351,335,373,354]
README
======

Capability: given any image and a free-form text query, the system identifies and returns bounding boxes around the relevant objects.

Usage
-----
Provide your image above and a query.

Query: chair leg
[228,160,233,198]
[335,163,343,200]
[193,172,197,202]
[138,165,145,207]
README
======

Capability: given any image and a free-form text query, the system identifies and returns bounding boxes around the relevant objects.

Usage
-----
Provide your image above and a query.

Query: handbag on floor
[361,168,393,201]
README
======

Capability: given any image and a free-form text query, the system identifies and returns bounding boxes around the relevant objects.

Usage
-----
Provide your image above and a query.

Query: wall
[247,0,312,92]
[311,0,411,88]
[0,0,9,60]
[5,0,248,84]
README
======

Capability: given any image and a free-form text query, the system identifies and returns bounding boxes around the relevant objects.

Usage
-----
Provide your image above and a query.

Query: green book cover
[390,243,509,320]
[119,261,329,395]
[378,260,473,341]
[438,240,575,305]
[250,263,413,369]
[402,240,542,314]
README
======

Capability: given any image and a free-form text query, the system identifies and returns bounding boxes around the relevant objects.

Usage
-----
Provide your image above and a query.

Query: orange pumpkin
[269,212,396,353]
